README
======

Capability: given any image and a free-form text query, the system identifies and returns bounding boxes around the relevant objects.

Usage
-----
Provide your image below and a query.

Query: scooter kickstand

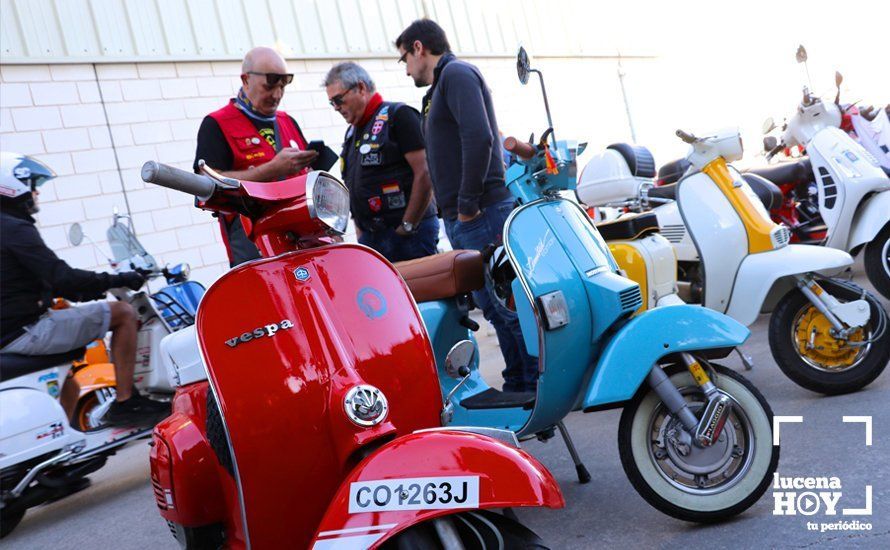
[735,347,754,370]
[556,421,591,484]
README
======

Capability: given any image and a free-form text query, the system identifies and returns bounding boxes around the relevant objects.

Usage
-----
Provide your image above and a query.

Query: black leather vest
[341,102,429,231]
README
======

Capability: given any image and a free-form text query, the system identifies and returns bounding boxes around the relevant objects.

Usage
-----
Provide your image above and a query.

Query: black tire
[381,510,548,549]
[0,506,25,538]
[618,364,778,523]
[768,281,890,395]
[864,222,890,300]
[205,390,234,477]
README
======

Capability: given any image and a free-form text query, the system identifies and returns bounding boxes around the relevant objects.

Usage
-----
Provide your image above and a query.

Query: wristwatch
[401,221,417,234]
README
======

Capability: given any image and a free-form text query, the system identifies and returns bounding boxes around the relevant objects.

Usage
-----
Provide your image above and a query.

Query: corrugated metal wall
[0,0,632,63]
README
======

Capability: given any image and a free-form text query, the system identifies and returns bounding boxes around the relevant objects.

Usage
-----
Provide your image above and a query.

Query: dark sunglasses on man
[328,85,357,107]
[246,71,294,87]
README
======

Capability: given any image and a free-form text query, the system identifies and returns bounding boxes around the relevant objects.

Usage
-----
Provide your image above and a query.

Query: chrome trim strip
[502,199,547,378]
[413,426,521,448]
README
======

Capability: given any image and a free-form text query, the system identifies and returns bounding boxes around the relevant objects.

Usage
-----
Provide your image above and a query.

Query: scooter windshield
[107,222,158,271]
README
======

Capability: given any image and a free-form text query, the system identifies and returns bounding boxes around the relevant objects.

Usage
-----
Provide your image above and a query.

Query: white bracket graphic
[772,415,803,446]
[842,416,872,446]
[843,485,873,516]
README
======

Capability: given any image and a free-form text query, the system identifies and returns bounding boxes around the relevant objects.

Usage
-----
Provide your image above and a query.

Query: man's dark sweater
[421,54,511,220]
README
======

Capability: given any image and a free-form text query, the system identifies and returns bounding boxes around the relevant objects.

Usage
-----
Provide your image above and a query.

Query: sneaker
[107,393,171,428]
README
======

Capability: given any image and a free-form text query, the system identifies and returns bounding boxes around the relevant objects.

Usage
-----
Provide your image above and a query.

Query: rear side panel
[677,172,747,312]
[195,244,442,549]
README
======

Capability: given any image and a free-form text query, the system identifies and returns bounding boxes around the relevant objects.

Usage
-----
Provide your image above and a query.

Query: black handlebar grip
[141,161,216,201]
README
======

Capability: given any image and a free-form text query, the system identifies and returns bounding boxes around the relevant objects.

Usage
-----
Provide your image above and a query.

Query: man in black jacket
[395,20,538,392]
[0,152,168,427]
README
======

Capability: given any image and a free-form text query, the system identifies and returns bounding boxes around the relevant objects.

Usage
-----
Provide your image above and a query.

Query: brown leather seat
[394,250,485,303]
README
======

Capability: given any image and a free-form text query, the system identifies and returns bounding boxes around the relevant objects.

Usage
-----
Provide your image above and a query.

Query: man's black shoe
[107,393,171,428]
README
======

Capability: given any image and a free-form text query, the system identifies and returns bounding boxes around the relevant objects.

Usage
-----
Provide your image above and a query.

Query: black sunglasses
[328,85,357,107]
[398,50,410,64]
[247,71,294,87]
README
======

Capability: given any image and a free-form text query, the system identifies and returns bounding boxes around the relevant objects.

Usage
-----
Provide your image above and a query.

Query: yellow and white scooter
[578,132,889,395]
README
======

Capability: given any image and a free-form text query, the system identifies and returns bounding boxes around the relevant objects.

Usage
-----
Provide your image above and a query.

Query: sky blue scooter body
[420,138,750,439]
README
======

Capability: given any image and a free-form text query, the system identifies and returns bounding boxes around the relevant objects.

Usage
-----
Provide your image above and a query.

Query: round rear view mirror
[67,223,84,247]
[762,117,776,135]
[763,136,778,152]
[517,46,531,85]
[444,340,476,379]
[795,44,808,63]
[835,71,843,88]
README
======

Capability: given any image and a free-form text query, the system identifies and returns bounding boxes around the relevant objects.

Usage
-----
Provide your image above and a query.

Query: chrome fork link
[679,353,733,447]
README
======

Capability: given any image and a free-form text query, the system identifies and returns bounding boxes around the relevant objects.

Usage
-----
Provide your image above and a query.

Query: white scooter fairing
[804,127,890,252]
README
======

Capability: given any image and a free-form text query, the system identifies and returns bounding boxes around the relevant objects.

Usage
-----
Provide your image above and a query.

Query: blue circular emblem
[357,287,387,319]
[294,267,310,282]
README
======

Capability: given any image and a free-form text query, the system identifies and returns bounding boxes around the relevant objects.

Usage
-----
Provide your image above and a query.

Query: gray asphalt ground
[3,259,889,549]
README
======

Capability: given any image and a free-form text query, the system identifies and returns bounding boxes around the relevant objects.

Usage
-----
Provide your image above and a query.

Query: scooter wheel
[380,509,548,549]
[618,364,778,523]
[769,282,890,395]
[0,507,25,538]
[864,222,890,300]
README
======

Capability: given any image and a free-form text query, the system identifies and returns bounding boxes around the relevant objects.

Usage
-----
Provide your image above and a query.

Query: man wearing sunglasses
[324,62,437,262]
[194,46,317,266]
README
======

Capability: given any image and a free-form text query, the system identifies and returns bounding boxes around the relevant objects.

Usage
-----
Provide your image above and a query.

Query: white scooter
[578,129,889,395]
[756,62,890,299]
[0,218,202,538]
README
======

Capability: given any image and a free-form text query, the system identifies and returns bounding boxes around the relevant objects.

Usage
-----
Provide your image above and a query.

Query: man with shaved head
[194,46,318,266]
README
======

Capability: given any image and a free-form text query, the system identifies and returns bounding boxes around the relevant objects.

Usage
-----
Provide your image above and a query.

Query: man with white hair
[324,62,437,262]
[194,46,318,266]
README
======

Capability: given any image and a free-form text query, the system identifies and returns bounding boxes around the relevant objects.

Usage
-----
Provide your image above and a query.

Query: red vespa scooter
[140,161,563,549]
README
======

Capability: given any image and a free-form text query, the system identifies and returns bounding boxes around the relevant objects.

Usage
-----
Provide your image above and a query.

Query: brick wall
[0,56,654,286]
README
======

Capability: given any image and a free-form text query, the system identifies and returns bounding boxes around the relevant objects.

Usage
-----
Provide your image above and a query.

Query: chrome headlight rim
[305,171,349,235]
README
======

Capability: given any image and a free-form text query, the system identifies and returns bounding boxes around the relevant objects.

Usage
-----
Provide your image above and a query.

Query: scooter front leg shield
[310,430,564,549]
[582,305,749,409]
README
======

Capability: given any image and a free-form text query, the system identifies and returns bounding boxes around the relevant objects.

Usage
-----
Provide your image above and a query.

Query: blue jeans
[358,216,440,263]
[444,199,538,392]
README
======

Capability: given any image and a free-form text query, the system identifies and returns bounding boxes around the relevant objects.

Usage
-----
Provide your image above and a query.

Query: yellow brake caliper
[795,305,864,368]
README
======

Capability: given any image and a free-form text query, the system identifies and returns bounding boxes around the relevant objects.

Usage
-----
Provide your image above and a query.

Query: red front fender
[311,429,564,548]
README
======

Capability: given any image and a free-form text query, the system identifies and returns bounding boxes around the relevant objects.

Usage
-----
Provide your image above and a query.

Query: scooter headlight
[306,172,349,234]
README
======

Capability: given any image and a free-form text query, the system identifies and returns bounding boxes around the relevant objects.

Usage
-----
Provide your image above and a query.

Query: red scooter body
[145,166,563,549]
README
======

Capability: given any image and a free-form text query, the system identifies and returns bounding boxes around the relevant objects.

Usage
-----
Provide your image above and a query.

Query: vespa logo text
[225,319,294,348]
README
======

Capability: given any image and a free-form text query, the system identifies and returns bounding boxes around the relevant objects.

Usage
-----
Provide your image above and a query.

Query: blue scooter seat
[460,388,536,410]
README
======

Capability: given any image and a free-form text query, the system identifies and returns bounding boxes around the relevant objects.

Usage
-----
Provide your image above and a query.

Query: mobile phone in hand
[307,140,325,154]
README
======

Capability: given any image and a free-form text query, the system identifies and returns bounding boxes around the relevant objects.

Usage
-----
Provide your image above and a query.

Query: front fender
[848,190,890,251]
[311,430,564,549]
[726,244,854,325]
[582,305,749,409]
[71,362,116,397]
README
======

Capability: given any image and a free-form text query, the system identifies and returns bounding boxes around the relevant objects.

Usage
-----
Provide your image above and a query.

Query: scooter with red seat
[139,161,563,549]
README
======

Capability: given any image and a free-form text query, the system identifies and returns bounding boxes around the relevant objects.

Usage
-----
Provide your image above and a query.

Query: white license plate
[348,476,480,513]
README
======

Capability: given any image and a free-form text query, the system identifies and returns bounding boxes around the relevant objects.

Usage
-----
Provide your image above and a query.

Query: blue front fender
[582,305,749,409]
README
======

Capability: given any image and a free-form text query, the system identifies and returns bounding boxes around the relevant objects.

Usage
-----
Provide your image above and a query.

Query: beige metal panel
[156,0,198,57]
[216,0,253,55]
[124,0,167,57]
[315,0,349,55]
[13,0,65,57]
[186,0,226,57]
[54,0,101,57]
[1,0,26,58]
[0,0,643,63]
[90,0,136,57]
[268,0,303,56]
[292,0,325,55]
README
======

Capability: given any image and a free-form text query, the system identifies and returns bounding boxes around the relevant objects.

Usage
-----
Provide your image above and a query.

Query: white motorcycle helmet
[0,151,56,214]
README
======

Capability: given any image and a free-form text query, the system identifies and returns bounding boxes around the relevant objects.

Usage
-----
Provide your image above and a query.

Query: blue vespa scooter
[395,48,780,522]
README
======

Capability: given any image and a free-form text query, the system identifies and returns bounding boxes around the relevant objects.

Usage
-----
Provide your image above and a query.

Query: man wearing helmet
[0,152,169,427]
